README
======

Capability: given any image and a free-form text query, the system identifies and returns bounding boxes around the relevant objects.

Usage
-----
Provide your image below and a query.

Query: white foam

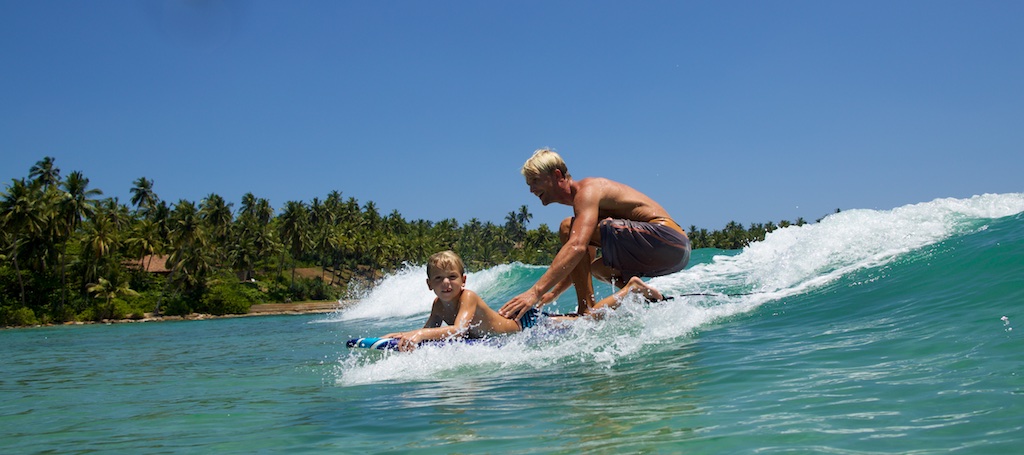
[329,264,434,321]
[327,262,542,322]
[653,193,1024,298]
[336,194,1024,385]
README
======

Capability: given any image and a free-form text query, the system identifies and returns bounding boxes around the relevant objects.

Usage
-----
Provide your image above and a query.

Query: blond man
[499,149,689,321]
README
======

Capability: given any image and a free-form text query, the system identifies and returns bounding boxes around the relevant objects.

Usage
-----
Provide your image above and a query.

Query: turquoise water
[3,194,1023,453]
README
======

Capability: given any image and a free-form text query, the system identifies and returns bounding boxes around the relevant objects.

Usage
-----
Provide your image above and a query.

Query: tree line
[1,157,811,327]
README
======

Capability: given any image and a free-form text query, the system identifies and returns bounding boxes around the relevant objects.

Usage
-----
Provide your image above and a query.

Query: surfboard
[346,321,573,350]
[345,336,496,350]
[347,311,577,350]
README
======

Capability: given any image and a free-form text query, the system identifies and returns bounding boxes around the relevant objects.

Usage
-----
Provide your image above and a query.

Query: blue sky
[2,1,1022,231]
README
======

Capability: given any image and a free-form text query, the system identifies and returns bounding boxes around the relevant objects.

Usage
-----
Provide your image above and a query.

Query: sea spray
[331,264,434,321]
[653,193,1024,298]
[335,193,1024,385]
[325,262,550,322]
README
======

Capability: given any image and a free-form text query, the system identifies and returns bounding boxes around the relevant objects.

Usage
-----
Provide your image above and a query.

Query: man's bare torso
[575,177,673,223]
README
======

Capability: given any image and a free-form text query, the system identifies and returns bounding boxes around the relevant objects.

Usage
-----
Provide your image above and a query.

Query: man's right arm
[499,185,601,320]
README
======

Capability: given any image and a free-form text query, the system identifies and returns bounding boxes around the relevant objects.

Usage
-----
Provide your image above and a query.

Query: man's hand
[499,289,541,321]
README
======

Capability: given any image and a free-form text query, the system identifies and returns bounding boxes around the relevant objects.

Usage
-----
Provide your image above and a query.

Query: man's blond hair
[426,250,465,276]
[521,148,570,182]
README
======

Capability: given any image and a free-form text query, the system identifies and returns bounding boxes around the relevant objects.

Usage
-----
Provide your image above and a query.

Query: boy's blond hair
[426,250,465,276]
[521,148,570,182]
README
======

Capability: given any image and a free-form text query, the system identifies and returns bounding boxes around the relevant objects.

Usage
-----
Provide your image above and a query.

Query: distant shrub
[308,277,340,301]
[200,282,256,315]
[161,295,193,317]
[0,306,39,326]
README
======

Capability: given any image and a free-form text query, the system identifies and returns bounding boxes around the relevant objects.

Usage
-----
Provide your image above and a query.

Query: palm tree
[330,224,357,276]
[0,177,46,305]
[278,200,310,284]
[125,218,162,274]
[80,213,119,292]
[28,157,61,190]
[167,200,212,294]
[504,211,521,243]
[228,228,259,282]
[255,197,274,226]
[23,184,62,273]
[233,194,277,281]
[341,197,361,225]
[129,177,158,218]
[516,205,532,229]
[362,201,380,230]
[56,171,102,313]
[150,200,171,240]
[239,192,257,219]
[100,197,130,229]
[87,276,138,320]
[200,193,234,265]
[324,190,343,222]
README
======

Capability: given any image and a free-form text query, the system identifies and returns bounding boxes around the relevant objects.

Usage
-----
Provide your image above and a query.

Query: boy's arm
[387,295,480,351]
[422,300,444,328]
[413,291,481,341]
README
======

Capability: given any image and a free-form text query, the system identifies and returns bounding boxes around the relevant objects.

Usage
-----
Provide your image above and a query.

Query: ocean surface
[3,193,1023,454]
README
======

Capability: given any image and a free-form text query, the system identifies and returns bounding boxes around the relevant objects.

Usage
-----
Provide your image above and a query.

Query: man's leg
[559,217,599,313]
[570,253,595,314]
[589,255,623,287]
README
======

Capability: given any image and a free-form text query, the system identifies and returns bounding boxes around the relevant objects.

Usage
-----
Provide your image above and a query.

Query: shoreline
[5,300,358,329]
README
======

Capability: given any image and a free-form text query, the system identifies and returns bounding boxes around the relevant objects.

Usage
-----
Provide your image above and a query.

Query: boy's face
[426,265,466,301]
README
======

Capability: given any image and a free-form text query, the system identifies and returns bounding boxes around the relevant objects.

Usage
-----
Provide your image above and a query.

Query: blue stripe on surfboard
[346,337,398,349]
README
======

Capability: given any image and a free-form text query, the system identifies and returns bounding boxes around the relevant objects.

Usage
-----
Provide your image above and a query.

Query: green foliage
[687,215,818,250]
[160,294,194,317]
[80,297,138,321]
[259,274,340,303]
[199,280,257,315]
[1,306,38,326]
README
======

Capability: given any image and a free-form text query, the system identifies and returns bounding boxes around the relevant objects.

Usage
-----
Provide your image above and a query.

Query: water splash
[335,194,1024,385]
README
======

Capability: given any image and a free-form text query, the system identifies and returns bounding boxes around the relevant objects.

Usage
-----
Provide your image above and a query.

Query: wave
[333,194,1024,385]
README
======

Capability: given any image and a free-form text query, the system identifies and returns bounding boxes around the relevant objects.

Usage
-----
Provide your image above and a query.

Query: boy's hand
[383,331,420,352]
[395,332,422,352]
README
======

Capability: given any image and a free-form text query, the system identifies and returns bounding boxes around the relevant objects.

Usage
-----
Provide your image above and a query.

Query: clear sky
[2,1,1022,231]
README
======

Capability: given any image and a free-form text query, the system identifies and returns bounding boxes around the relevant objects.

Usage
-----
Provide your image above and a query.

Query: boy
[385,250,664,351]
[384,250,531,351]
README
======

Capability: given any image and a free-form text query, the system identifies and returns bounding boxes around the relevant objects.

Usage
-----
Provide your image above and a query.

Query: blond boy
[386,250,664,351]
[384,251,535,351]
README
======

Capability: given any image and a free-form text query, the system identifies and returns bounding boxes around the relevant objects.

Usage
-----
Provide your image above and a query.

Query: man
[499,149,691,321]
